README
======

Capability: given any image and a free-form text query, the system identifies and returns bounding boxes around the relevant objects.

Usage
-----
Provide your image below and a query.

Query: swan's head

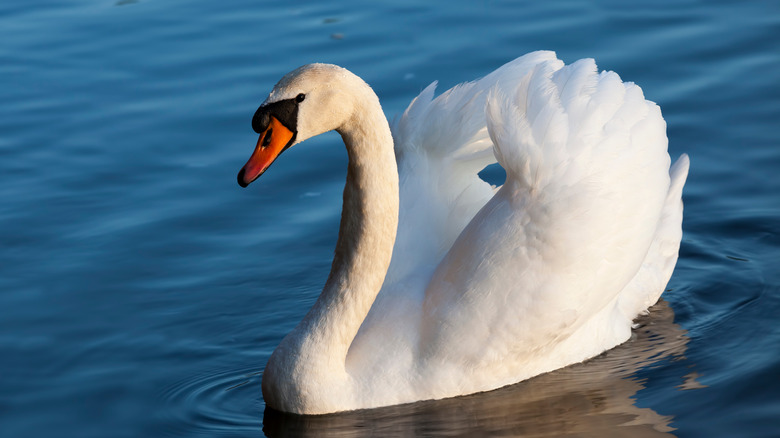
[237,63,369,187]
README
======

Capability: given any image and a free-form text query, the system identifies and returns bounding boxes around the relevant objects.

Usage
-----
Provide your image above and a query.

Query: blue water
[1,0,778,436]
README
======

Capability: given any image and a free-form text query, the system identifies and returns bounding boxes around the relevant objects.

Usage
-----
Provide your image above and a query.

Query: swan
[236,51,690,415]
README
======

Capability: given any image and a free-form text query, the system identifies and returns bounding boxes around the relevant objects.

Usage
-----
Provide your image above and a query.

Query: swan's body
[237,51,689,415]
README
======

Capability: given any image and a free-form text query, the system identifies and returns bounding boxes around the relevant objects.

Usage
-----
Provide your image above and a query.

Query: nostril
[262,128,273,147]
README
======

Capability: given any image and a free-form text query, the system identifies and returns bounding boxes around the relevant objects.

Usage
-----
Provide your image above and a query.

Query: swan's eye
[296,93,306,103]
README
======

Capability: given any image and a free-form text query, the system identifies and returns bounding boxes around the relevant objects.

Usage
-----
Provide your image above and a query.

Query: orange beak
[237,116,295,187]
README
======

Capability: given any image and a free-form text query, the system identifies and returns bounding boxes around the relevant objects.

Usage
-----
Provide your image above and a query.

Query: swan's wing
[386,50,560,285]
[420,58,678,390]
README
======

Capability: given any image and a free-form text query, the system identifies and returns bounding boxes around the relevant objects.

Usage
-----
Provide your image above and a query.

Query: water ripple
[157,367,263,437]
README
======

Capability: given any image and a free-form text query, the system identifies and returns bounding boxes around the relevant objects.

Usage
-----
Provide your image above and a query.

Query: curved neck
[288,99,398,374]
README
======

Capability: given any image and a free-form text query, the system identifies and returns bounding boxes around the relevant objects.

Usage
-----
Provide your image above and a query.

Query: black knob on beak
[252,106,271,134]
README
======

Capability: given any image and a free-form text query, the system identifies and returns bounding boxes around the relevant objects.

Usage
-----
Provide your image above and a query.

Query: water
[1,0,778,437]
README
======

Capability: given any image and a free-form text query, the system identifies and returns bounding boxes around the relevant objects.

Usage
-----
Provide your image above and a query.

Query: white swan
[237,51,690,415]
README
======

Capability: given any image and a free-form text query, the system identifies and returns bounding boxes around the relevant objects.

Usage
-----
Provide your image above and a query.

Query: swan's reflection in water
[263,300,690,437]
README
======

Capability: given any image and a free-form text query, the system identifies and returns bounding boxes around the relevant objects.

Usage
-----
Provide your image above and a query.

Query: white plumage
[245,51,689,414]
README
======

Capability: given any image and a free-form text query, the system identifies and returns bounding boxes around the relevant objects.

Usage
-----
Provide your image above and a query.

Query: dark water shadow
[263,299,690,437]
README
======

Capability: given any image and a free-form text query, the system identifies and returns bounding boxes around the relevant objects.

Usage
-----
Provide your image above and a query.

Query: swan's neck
[263,94,398,410]
[315,116,399,357]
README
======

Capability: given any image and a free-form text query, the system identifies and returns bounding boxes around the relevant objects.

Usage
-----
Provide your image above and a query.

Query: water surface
[1,0,778,437]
